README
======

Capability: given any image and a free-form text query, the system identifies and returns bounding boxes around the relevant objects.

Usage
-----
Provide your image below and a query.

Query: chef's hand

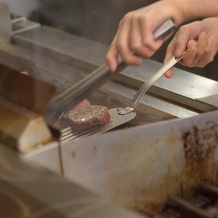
[105,0,218,72]
[105,0,187,72]
[164,17,218,78]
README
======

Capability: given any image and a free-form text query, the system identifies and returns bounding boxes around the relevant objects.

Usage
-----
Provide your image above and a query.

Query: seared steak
[54,99,111,132]
[54,99,91,129]
[68,105,111,132]
[73,98,90,109]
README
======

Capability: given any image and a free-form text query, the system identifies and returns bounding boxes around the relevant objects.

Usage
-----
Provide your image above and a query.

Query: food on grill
[53,99,90,129]
[72,98,90,109]
[68,105,111,132]
[53,99,111,132]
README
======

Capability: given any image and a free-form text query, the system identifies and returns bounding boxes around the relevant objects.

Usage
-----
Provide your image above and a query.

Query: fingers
[164,33,203,78]
[193,31,208,64]
[130,12,163,58]
[117,14,143,65]
[163,21,215,78]
[164,38,198,78]
[163,24,193,65]
[106,12,142,72]
[164,38,176,78]
[164,68,174,78]
[105,37,119,72]
[196,38,215,67]
[179,32,204,66]
[106,3,171,71]
[180,31,215,67]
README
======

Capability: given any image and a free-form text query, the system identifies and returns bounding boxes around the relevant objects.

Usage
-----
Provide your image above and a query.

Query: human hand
[164,17,218,78]
[105,0,186,72]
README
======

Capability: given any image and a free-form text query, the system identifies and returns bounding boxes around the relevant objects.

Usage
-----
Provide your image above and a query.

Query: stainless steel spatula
[118,52,185,115]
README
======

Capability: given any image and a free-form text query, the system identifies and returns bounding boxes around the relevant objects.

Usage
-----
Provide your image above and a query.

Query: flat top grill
[1,9,218,218]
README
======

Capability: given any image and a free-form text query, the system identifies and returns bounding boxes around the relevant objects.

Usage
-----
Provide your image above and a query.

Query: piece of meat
[73,98,90,109]
[53,99,111,132]
[68,105,111,132]
[54,99,90,129]
[54,117,71,129]
[62,99,91,118]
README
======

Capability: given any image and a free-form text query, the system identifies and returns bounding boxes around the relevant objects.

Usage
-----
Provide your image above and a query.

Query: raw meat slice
[68,105,111,132]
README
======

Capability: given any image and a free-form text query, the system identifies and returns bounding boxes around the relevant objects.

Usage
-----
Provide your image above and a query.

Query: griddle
[1,8,218,218]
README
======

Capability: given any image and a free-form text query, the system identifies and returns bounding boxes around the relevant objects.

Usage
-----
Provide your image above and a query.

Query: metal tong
[118,52,186,115]
[44,18,177,125]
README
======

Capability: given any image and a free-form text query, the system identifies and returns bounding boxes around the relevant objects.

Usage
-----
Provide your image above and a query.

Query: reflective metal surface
[60,110,218,217]
[0,67,56,114]
[0,69,58,153]
[0,144,144,218]
[0,7,218,218]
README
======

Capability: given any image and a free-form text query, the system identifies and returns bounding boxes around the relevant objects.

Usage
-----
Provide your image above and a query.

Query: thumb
[164,68,174,78]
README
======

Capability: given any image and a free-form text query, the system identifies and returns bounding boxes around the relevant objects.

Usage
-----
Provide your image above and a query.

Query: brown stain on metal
[59,85,218,217]
[128,201,166,217]
[104,131,184,217]
[103,121,218,217]
[182,121,218,189]
[139,122,218,216]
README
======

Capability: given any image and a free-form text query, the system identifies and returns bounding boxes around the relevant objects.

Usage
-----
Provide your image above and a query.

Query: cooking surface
[88,89,175,128]
[0,64,175,131]
[56,88,176,140]
[1,14,218,218]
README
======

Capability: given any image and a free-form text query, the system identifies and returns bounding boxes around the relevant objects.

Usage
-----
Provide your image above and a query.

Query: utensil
[60,51,185,143]
[60,108,136,142]
[47,19,177,142]
[118,52,185,115]
[44,18,177,126]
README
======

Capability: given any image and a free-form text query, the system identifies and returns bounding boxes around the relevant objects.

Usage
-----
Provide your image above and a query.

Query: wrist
[174,0,218,21]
